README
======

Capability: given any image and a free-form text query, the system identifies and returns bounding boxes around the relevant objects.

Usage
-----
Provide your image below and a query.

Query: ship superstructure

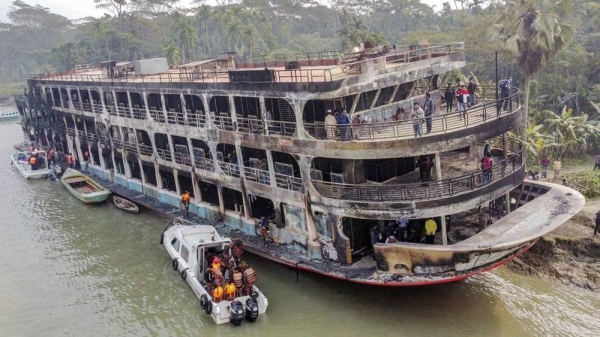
[15,43,584,285]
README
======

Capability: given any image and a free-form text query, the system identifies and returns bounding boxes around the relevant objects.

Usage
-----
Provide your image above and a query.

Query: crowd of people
[370,217,439,250]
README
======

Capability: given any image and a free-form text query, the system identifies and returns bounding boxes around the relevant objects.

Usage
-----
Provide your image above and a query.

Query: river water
[1,106,599,337]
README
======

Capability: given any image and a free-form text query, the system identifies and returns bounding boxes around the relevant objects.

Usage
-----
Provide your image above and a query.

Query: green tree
[164,43,180,66]
[489,0,574,141]
[175,20,197,64]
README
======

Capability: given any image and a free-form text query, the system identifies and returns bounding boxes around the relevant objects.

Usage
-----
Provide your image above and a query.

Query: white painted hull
[11,153,53,179]
[163,225,268,325]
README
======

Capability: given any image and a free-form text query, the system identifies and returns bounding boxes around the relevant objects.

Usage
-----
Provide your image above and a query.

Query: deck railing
[243,167,271,185]
[30,43,464,84]
[132,107,146,120]
[173,151,192,166]
[186,111,206,127]
[138,144,153,156]
[123,141,137,152]
[193,156,215,172]
[212,115,235,131]
[156,148,172,161]
[217,161,240,177]
[275,173,303,192]
[305,87,520,141]
[166,110,186,125]
[149,109,165,123]
[236,117,264,134]
[92,103,103,114]
[312,138,524,202]
[112,139,124,149]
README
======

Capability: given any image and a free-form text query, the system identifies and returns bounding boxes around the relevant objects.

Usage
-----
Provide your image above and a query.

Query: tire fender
[181,269,187,281]
[171,258,178,271]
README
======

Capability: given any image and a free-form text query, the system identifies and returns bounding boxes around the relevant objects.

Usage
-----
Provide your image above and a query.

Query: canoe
[113,195,139,213]
[60,168,111,204]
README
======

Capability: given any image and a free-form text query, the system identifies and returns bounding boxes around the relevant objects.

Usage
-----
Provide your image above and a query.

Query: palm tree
[164,43,180,67]
[542,106,600,157]
[175,21,197,64]
[243,26,257,57]
[227,20,242,53]
[489,0,574,141]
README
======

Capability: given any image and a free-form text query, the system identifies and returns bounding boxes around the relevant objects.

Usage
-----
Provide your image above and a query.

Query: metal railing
[123,141,137,152]
[81,102,93,112]
[149,109,165,123]
[92,103,103,114]
[106,105,117,116]
[138,144,153,156]
[244,167,271,185]
[166,110,186,125]
[186,111,206,127]
[117,105,131,118]
[275,173,303,192]
[66,128,76,136]
[266,120,296,137]
[30,43,464,84]
[217,161,240,177]
[312,138,524,202]
[173,151,192,166]
[305,88,520,141]
[72,101,82,111]
[193,156,215,172]
[236,117,264,134]
[132,107,146,120]
[212,115,235,131]
[156,148,172,161]
[112,139,123,149]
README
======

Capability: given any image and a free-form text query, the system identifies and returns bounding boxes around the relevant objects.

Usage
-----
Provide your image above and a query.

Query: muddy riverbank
[508,200,600,291]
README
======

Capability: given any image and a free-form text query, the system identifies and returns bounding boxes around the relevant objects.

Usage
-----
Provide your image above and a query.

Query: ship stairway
[277,99,295,135]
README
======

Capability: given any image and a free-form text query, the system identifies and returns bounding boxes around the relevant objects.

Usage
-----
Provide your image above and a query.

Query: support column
[235,144,251,220]
[155,162,163,190]
[173,168,181,196]
[503,134,511,214]
[217,185,225,213]
[434,152,448,245]
[265,150,277,188]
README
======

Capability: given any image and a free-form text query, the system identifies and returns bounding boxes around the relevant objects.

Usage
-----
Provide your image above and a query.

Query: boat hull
[11,152,53,179]
[61,169,111,204]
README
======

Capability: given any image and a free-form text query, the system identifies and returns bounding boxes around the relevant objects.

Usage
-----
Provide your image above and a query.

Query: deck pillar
[503,134,511,215]
[435,152,448,245]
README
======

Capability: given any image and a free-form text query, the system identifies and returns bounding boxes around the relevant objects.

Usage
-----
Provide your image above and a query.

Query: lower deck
[84,166,584,285]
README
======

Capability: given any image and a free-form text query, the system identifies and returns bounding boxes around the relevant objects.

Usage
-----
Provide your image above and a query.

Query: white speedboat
[0,111,19,119]
[11,151,55,179]
[160,219,268,325]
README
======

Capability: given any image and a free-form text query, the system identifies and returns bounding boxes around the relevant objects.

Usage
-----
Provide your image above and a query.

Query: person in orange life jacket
[29,154,37,170]
[481,153,493,185]
[181,191,191,216]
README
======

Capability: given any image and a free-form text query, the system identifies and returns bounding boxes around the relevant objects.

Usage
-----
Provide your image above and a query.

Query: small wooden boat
[61,168,111,204]
[113,195,139,213]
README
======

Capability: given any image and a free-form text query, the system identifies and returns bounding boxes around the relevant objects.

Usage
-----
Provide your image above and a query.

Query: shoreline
[507,200,600,291]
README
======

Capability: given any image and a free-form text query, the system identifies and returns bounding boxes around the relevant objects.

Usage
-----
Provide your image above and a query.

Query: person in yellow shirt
[424,218,437,244]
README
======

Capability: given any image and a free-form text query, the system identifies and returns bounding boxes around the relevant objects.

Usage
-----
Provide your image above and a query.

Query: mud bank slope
[508,201,600,290]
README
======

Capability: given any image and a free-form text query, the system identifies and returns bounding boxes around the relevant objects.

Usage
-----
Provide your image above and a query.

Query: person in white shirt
[324,109,337,140]
[410,102,424,137]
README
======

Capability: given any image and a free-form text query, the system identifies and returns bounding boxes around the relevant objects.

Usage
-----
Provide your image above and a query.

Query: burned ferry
[15,42,584,285]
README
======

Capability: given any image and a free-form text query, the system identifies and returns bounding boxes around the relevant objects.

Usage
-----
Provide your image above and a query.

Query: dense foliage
[0,0,598,123]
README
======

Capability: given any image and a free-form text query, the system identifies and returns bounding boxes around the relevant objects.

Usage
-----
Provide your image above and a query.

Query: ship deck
[85,169,584,286]
[31,43,465,84]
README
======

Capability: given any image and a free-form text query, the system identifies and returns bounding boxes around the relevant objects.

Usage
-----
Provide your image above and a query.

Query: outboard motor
[229,300,244,326]
[245,294,259,322]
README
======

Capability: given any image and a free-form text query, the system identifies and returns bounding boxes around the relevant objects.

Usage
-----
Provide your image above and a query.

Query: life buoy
[159,232,164,245]
[200,294,208,309]
[171,258,178,271]
[181,269,187,281]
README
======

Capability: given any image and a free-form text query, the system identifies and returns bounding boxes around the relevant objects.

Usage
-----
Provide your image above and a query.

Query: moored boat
[160,219,268,325]
[0,111,19,119]
[11,150,54,179]
[113,195,139,213]
[60,168,111,203]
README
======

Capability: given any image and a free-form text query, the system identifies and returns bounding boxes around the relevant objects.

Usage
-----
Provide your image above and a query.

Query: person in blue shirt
[336,109,351,141]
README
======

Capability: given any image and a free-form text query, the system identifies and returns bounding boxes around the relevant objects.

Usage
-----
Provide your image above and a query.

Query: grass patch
[552,170,600,199]
[0,82,23,101]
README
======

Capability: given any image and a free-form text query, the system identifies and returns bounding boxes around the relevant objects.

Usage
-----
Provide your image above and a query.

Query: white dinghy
[11,150,55,179]
[160,219,268,325]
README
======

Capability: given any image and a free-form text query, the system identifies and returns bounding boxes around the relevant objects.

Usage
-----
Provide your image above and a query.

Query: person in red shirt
[456,85,470,119]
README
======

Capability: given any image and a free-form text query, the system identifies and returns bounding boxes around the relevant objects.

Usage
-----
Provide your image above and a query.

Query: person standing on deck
[336,109,351,141]
[444,84,455,113]
[181,191,191,216]
[554,157,562,178]
[423,92,435,134]
[456,85,469,119]
[411,102,424,137]
[424,218,437,244]
[67,153,75,168]
[468,77,478,107]
[324,109,337,140]
[500,77,512,111]
[541,155,550,178]
[396,216,409,241]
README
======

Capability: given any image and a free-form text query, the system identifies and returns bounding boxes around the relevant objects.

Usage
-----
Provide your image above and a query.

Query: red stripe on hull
[244,239,538,287]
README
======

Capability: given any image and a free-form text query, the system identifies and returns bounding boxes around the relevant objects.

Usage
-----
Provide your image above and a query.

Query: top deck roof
[175,224,228,248]
[31,43,465,85]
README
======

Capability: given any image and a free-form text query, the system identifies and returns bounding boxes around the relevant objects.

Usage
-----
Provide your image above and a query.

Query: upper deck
[29,43,465,87]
